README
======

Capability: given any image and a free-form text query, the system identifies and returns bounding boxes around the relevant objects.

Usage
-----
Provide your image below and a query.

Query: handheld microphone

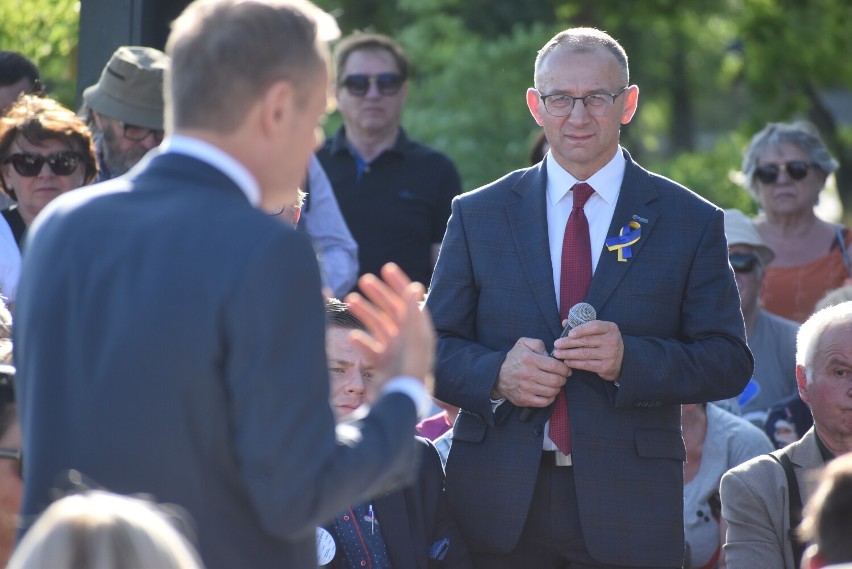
[518,302,596,422]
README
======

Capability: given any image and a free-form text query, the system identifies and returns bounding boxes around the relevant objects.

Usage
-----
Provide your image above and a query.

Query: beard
[99,125,150,178]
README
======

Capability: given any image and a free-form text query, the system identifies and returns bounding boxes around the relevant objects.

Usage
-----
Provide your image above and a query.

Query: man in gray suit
[426,27,752,568]
[721,301,852,569]
[13,1,434,568]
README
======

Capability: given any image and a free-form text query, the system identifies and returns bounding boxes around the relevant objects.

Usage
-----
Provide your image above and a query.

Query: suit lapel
[587,151,659,314]
[374,491,419,569]
[506,164,564,339]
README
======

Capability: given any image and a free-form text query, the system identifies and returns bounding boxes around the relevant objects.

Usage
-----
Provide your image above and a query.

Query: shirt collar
[329,126,408,158]
[546,147,626,206]
[160,134,262,207]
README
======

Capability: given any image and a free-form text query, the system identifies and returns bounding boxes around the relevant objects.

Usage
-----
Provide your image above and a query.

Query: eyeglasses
[0,447,22,478]
[120,122,165,143]
[729,253,760,274]
[537,86,628,117]
[340,73,405,97]
[753,161,818,185]
[4,151,82,177]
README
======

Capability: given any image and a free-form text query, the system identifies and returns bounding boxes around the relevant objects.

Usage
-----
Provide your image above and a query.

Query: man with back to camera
[425,27,752,568]
[316,32,462,287]
[13,1,436,568]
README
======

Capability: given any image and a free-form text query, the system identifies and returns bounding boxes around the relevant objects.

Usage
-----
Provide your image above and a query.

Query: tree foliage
[315,0,852,219]
[0,0,80,108]
[7,0,850,218]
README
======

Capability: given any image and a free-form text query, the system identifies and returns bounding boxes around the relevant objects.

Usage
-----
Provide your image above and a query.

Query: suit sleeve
[614,208,753,405]
[427,197,509,421]
[225,229,419,540]
[720,461,791,569]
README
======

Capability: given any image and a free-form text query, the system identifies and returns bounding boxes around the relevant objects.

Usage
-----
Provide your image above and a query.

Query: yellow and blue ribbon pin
[605,216,644,262]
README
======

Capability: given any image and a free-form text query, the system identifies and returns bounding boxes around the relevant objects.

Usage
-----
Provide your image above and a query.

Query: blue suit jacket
[14,152,420,569]
[324,438,471,569]
[425,150,753,567]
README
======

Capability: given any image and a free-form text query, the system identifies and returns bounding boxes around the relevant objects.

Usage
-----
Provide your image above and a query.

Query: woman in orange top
[742,121,849,323]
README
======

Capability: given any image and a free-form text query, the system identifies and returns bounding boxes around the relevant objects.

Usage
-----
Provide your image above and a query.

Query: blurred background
[6,0,851,220]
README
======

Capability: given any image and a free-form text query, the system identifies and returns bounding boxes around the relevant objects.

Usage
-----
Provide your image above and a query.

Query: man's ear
[526,88,543,126]
[796,364,810,404]
[259,80,296,137]
[620,85,639,125]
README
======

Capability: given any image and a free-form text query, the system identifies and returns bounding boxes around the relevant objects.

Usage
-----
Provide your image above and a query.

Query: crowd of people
[0,0,849,568]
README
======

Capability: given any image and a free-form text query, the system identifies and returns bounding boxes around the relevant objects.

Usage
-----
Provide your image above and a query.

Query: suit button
[533,425,543,435]
[360,561,367,567]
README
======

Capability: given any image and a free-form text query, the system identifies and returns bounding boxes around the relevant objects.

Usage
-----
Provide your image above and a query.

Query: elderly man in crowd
[721,301,852,569]
[81,46,168,181]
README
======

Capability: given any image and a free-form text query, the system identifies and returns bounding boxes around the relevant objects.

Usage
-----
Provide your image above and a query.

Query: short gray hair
[534,27,629,88]
[741,121,839,198]
[796,300,852,383]
[165,0,338,133]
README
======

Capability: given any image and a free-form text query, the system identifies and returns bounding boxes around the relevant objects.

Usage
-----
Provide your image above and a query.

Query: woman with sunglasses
[742,121,848,323]
[0,95,97,306]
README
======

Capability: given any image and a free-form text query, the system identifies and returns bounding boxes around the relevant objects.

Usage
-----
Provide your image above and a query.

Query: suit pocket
[453,411,487,443]
[634,429,685,461]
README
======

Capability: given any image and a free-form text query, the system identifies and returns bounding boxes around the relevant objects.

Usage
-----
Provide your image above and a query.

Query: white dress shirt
[540,147,626,450]
[545,148,625,315]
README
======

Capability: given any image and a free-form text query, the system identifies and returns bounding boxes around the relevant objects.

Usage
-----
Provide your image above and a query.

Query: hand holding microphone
[519,302,596,422]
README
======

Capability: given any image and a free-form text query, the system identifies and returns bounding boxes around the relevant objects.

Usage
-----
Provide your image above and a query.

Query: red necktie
[550,182,594,454]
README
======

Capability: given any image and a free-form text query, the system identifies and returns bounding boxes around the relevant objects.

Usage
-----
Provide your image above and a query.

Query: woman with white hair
[741,121,849,323]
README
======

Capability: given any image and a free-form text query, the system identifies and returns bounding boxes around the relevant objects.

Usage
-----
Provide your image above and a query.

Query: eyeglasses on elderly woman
[753,161,819,185]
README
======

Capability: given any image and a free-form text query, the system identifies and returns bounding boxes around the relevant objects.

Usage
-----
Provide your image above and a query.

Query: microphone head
[566,302,596,329]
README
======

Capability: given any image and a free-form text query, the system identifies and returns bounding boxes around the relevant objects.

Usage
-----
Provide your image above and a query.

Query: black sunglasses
[4,151,82,177]
[729,253,760,274]
[0,447,22,478]
[340,73,404,97]
[754,161,818,185]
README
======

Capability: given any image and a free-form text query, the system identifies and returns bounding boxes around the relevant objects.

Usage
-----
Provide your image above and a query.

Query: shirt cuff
[382,377,432,419]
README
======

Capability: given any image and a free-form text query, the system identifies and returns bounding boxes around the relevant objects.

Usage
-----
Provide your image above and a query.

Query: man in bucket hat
[82,46,169,180]
[720,208,800,426]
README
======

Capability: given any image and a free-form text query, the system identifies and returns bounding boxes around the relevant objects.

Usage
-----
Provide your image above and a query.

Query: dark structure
[76,0,190,103]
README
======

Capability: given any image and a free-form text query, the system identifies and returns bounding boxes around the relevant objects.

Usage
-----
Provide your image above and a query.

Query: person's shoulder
[458,166,536,204]
[722,449,781,486]
[758,309,800,336]
[32,179,131,229]
[398,133,458,169]
[709,404,774,456]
